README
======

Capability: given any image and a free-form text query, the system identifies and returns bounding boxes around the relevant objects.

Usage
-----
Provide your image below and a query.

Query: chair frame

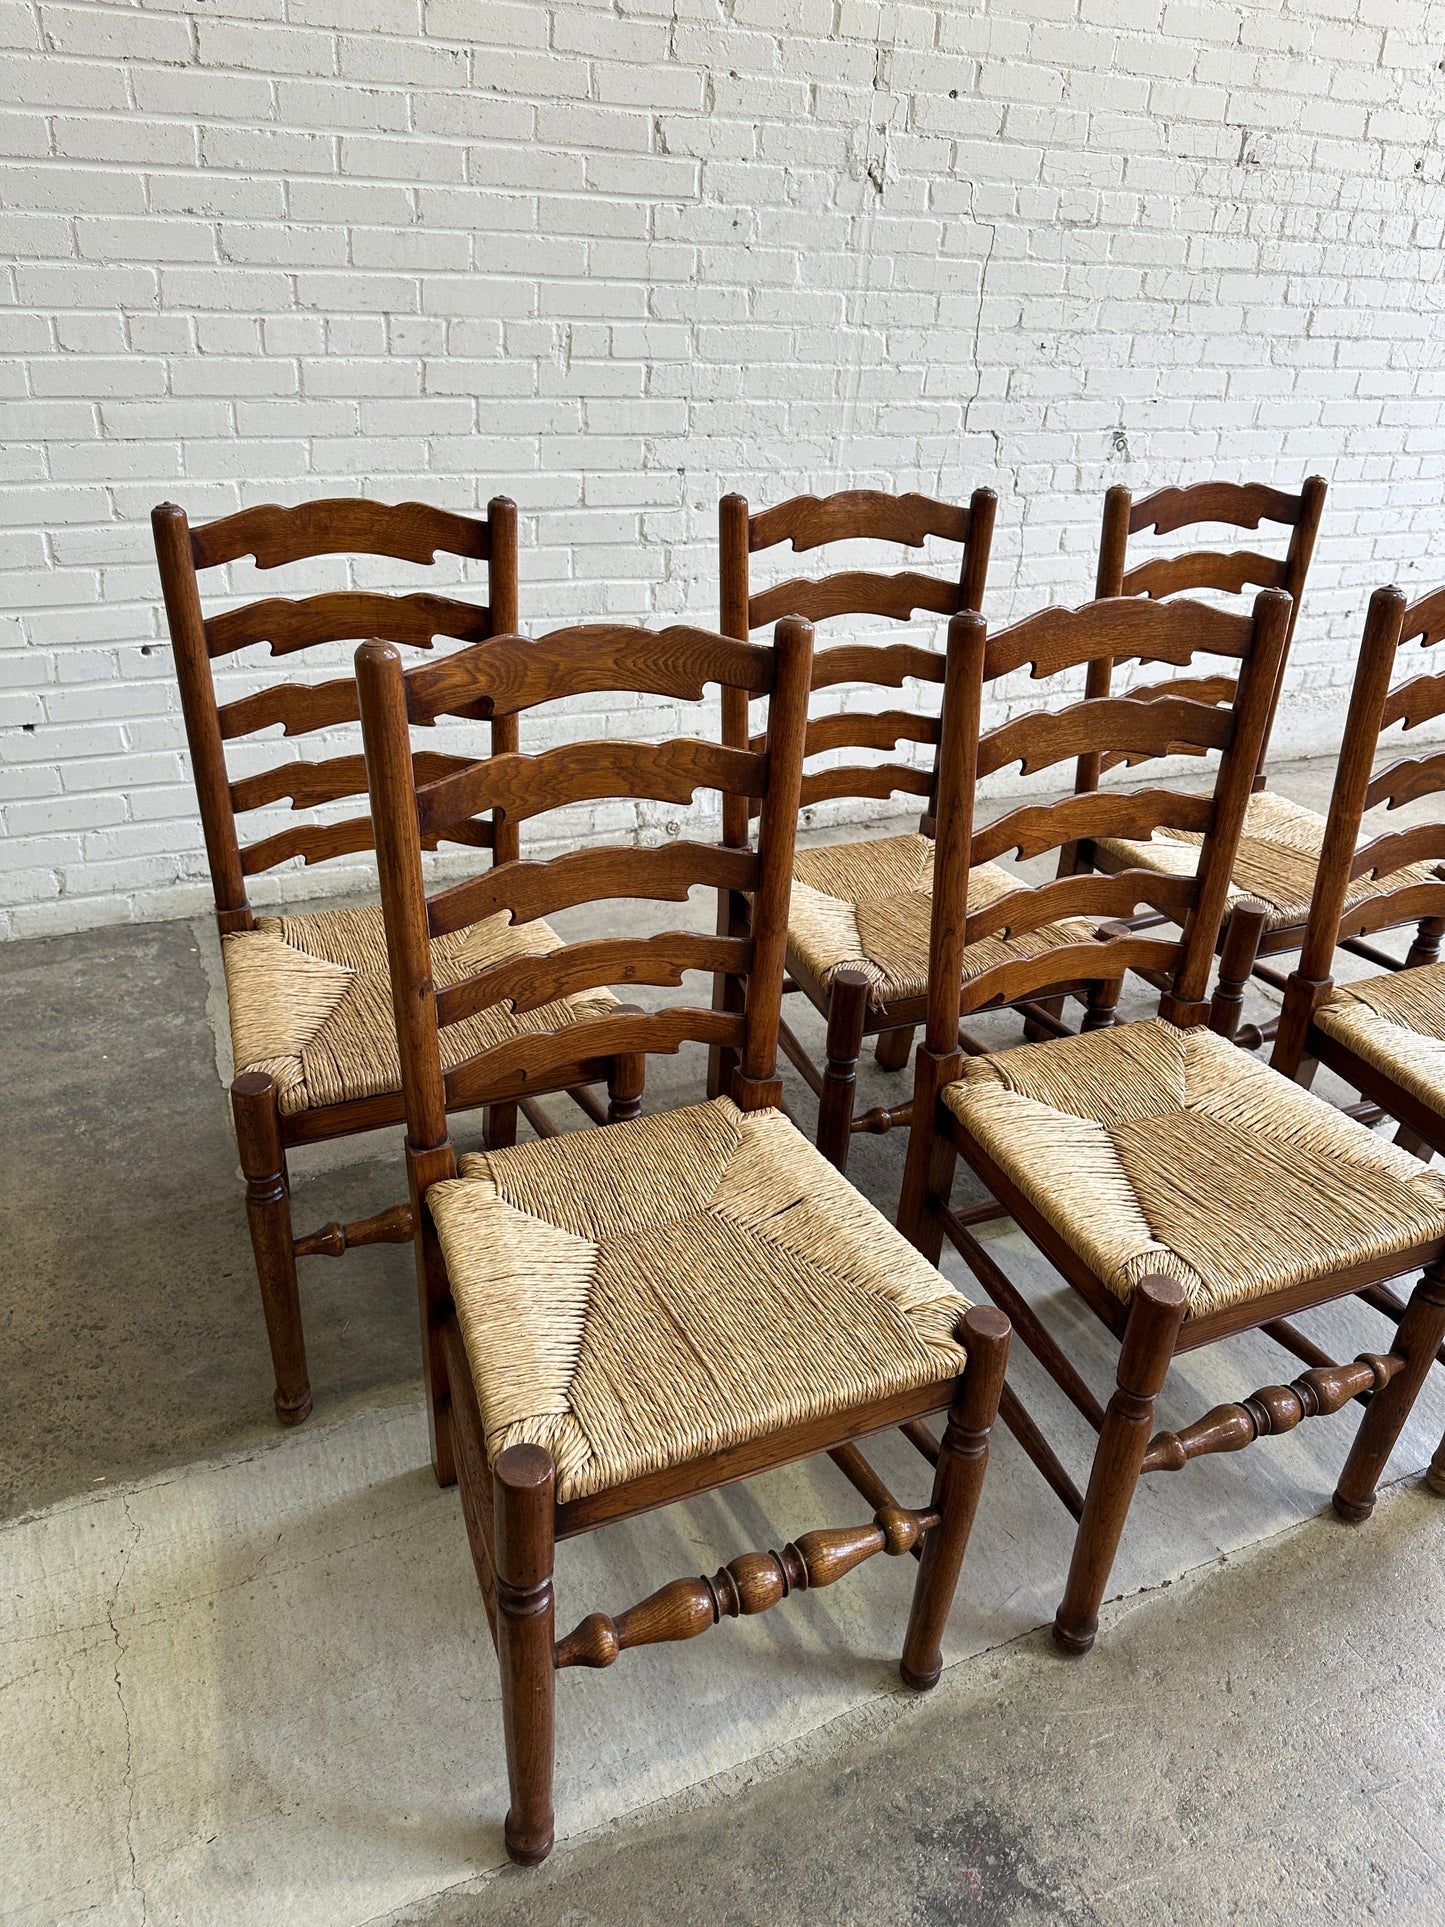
[1272,580,1445,1497]
[356,614,1011,1863]
[714,486,996,1168]
[1061,478,1385,1044]
[152,495,639,1426]
[897,590,1445,1653]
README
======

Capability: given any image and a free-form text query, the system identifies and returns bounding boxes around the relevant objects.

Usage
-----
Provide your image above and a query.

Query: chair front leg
[901,1306,1011,1688]
[495,1443,557,1866]
[1404,914,1445,970]
[1053,1275,1187,1655]
[817,968,869,1172]
[1081,975,1124,1033]
[1334,1258,1445,1522]
[1209,899,1269,1044]
[484,1103,518,1150]
[231,1071,312,1426]
[606,1050,645,1124]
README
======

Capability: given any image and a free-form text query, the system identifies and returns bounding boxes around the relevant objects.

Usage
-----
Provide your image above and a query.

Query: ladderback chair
[1075,478,1436,1041]
[897,589,1445,1656]
[1273,581,1445,1492]
[716,486,1000,1165]
[356,615,1011,1865]
[152,497,640,1427]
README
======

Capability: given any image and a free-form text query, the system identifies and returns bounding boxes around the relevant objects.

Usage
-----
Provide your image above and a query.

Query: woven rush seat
[1094,787,1437,934]
[223,902,617,1116]
[789,832,1094,1007]
[428,1096,971,1503]
[943,1018,1445,1318]
[1314,962,1445,1123]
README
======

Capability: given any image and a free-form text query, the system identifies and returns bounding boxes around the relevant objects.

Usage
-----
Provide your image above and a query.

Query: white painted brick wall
[3,0,1445,936]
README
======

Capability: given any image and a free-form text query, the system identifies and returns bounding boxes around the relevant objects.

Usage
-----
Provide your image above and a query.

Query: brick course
[2,0,1445,934]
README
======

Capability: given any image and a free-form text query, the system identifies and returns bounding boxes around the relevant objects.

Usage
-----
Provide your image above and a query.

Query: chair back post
[152,501,252,932]
[733,614,815,1109]
[718,492,753,849]
[1253,473,1328,787]
[923,611,988,1056]
[486,496,521,864]
[1272,585,1407,1077]
[1094,485,1132,601]
[1298,585,1409,985]
[1164,586,1292,1019]
[958,486,998,615]
[355,638,450,1154]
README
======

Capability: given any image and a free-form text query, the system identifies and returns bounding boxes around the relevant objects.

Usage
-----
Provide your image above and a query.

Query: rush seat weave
[1314,963,1445,1123]
[1094,787,1436,934]
[788,832,1094,1007]
[428,1097,971,1503]
[222,902,617,1116]
[944,1018,1445,1317]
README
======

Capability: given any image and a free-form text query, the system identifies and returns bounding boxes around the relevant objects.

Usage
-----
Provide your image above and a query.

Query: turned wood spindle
[554,1507,937,1670]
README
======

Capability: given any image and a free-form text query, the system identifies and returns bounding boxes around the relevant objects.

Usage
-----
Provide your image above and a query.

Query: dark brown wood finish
[715,483,999,1156]
[1270,581,1445,1464]
[1093,477,1325,770]
[152,494,531,1426]
[356,612,1012,1864]
[894,585,1445,1650]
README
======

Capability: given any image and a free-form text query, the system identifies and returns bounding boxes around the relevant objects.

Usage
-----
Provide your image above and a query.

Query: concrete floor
[4,756,1445,1924]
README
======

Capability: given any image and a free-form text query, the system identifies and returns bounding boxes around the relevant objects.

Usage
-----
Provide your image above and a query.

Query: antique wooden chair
[152,497,641,1427]
[713,486,997,1167]
[355,615,1011,1865]
[1272,580,1445,1497]
[1052,477,1414,1046]
[897,590,1445,1656]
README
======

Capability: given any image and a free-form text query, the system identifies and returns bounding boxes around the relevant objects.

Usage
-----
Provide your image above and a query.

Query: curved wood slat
[979,694,1233,780]
[1381,673,1445,734]
[799,764,934,808]
[436,932,752,1027]
[1349,825,1445,883]
[748,570,959,630]
[1120,671,1239,709]
[404,624,773,724]
[797,709,940,758]
[427,840,759,939]
[240,814,372,874]
[218,674,357,741]
[970,787,1214,866]
[240,808,493,874]
[962,936,1185,1015]
[1365,751,1445,814]
[442,1006,744,1109]
[1128,481,1302,536]
[809,640,947,692]
[231,749,474,816]
[415,738,766,837]
[983,598,1252,681]
[1337,879,1445,943]
[1098,675,1239,771]
[1401,585,1445,650]
[748,489,971,554]
[964,869,1198,944]
[190,498,490,571]
[205,591,488,660]
[1121,550,1285,600]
